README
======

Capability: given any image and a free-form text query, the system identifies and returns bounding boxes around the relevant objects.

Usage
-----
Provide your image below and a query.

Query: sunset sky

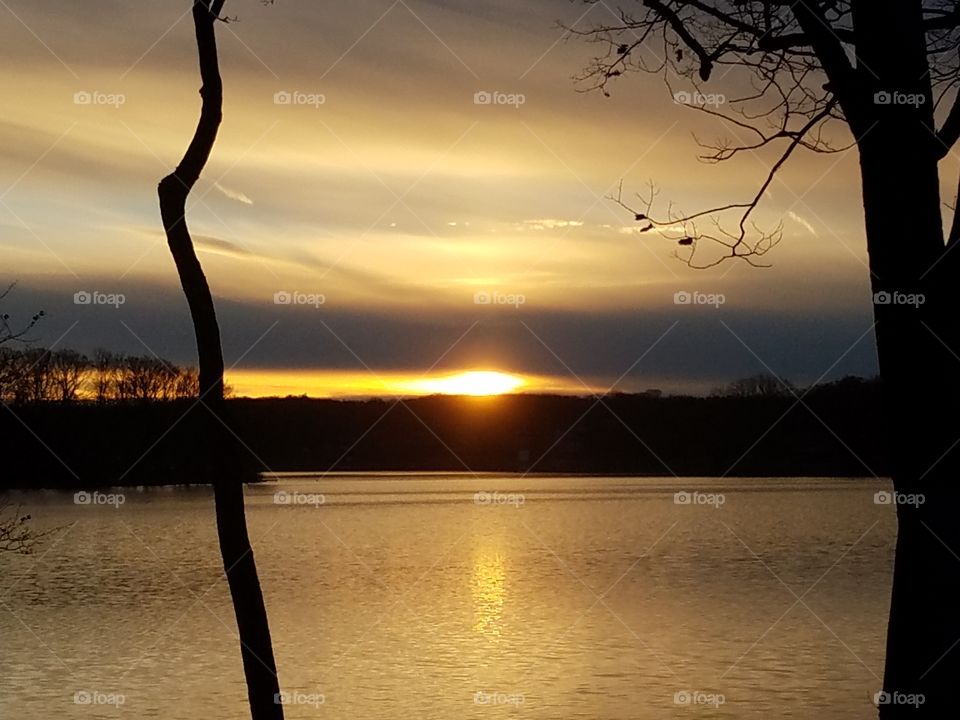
[0,0,921,397]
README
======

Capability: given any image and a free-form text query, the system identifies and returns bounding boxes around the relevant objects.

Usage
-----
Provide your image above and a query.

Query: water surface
[1,475,894,719]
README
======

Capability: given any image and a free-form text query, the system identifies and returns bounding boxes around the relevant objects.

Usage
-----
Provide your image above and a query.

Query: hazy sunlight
[405,371,526,397]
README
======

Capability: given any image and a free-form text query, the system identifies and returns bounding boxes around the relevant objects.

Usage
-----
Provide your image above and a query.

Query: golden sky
[1,0,921,396]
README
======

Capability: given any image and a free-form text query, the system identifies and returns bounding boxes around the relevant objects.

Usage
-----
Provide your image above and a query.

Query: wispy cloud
[520,219,584,230]
[194,234,252,257]
[788,211,817,236]
[214,181,253,205]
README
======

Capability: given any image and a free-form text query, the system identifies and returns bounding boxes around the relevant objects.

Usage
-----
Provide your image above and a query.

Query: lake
[1,475,895,719]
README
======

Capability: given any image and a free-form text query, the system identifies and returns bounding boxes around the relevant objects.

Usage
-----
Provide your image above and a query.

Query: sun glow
[407,371,525,397]
[224,369,579,399]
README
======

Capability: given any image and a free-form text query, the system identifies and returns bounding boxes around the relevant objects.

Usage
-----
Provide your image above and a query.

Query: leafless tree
[48,350,87,403]
[0,346,199,404]
[174,366,201,398]
[90,349,119,403]
[157,2,283,718]
[715,373,796,397]
[115,356,170,401]
[0,283,43,347]
[572,1,960,716]
[0,500,57,554]
[0,503,36,554]
[14,348,55,404]
[0,348,19,401]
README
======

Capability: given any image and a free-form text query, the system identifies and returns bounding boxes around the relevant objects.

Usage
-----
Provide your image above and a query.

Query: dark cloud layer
[4,279,878,393]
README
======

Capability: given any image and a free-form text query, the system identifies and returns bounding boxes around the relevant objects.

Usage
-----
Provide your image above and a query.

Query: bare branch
[0,501,59,554]
[609,98,835,268]
[0,283,44,347]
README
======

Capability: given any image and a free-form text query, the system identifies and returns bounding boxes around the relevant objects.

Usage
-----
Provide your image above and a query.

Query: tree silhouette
[0,285,50,554]
[713,373,796,398]
[0,346,199,404]
[0,500,50,554]
[573,1,960,716]
[157,2,282,718]
[0,283,43,347]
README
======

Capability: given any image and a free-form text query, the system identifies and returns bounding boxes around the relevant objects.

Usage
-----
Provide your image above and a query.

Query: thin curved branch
[609,100,835,268]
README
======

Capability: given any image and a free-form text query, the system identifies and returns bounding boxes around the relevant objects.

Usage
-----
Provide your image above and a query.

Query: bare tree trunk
[853,2,960,716]
[158,2,283,718]
[864,143,960,720]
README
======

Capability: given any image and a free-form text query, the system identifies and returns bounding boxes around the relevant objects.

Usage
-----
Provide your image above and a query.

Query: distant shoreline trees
[1,348,872,405]
[711,373,798,399]
[0,347,199,404]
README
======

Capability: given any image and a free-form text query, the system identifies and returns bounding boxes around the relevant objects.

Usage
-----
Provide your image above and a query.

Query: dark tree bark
[158,2,283,718]
[851,4,960,717]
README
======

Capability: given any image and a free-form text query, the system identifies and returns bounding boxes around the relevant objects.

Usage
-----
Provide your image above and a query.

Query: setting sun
[406,371,526,396]
[223,369,584,398]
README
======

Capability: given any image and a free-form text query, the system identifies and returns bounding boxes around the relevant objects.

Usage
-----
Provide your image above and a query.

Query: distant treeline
[0,348,199,404]
[1,375,888,488]
[0,345,796,406]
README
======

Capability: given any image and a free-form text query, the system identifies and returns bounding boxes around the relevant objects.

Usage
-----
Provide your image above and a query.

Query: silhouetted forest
[1,374,887,489]
[0,347,199,403]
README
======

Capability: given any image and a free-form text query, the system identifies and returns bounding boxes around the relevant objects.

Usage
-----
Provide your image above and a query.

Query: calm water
[1,475,895,719]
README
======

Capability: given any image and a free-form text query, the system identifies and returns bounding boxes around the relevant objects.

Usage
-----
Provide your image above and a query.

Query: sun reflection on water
[472,551,507,637]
